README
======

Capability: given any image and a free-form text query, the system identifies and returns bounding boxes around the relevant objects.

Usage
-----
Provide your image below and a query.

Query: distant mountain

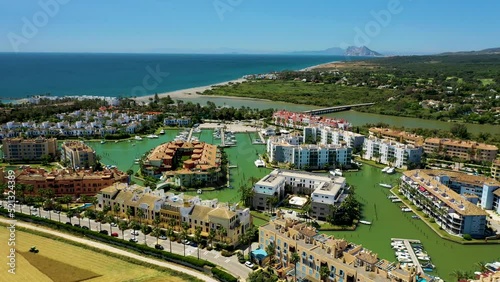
[345,46,383,56]
[292,46,382,57]
[439,47,500,55]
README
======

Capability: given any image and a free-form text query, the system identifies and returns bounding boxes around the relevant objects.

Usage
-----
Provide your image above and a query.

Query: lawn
[0,228,191,282]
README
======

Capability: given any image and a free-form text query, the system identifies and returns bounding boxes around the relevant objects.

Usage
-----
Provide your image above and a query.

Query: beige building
[2,137,58,162]
[423,138,497,162]
[97,183,252,245]
[258,213,418,282]
[369,128,424,147]
[491,160,500,181]
[61,141,97,169]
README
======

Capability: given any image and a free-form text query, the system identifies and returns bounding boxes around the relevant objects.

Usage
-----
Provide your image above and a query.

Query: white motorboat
[100,140,106,144]
[398,257,412,263]
[329,169,343,177]
[386,167,395,174]
[159,129,165,134]
[382,166,390,172]
[379,183,392,188]
[359,220,372,225]
[146,134,159,139]
[254,159,265,167]
[197,189,202,194]
[401,208,412,212]
[134,135,142,140]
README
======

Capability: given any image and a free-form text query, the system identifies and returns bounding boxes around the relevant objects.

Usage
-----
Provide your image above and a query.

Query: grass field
[0,228,190,282]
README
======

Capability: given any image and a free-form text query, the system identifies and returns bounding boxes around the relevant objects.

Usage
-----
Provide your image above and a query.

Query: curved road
[0,217,219,282]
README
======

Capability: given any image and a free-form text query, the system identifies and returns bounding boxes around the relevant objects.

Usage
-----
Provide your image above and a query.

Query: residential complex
[61,141,97,169]
[142,140,222,187]
[400,170,489,237]
[267,135,352,169]
[258,214,418,282]
[164,117,191,127]
[369,128,424,147]
[0,110,164,139]
[423,138,498,162]
[253,169,347,219]
[1,137,58,162]
[97,183,251,245]
[273,110,351,130]
[363,136,423,169]
[0,167,128,197]
[304,126,365,151]
[490,160,500,181]
[414,169,500,213]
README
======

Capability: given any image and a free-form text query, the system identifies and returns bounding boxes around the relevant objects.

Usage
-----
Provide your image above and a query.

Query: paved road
[1,202,252,280]
[0,217,218,282]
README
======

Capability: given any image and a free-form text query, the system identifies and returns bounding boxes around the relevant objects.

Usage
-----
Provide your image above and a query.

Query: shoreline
[300,60,341,71]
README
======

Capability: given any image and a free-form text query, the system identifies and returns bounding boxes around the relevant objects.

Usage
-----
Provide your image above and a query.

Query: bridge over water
[303,103,375,115]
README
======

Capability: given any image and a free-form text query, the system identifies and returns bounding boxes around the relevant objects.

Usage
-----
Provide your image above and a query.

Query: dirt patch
[19,251,101,282]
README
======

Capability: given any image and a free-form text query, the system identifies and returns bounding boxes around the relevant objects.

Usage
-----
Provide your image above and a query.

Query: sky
[0,0,499,54]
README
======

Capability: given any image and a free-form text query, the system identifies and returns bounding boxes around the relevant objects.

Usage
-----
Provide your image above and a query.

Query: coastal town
[1,95,500,282]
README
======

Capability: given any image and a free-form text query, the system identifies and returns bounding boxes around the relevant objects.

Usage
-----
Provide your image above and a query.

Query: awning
[251,249,268,260]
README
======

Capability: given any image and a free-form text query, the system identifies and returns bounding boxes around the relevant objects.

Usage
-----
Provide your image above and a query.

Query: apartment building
[368,128,424,147]
[419,169,500,213]
[267,136,352,169]
[2,137,58,162]
[258,214,417,282]
[1,167,128,197]
[142,140,222,187]
[272,110,351,130]
[400,170,488,237]
[97,183,251,245]
[363,136,423,169]
[310,176,347,220]
[61,141,97,169]
[253,169,346,213]
[490,160,500,181]
[423,138,498,162]
[303,126,365,151]
[164,117,191,126]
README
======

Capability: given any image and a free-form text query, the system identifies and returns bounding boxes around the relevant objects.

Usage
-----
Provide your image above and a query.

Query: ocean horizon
[0,53,368,101]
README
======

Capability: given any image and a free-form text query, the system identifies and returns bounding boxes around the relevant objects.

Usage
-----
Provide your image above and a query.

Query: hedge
[211,267,238,282]
[0,209,215,270]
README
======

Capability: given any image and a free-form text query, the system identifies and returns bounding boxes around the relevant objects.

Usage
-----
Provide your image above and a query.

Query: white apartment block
[362,136,423,169]
[303,126,365,150]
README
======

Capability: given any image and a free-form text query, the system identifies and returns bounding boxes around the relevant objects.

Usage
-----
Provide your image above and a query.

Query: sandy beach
[133,78,247,103]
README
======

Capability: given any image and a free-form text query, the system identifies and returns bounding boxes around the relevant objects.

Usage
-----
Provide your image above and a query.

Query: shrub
[416,207,423,211]
[429,218,435,223]
[206,246,213,251]
[221,250,234,257]
[463,234,472,241]
[211,268,238,282]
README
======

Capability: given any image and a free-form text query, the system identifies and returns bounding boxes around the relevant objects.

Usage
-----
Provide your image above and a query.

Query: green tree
[118,220,128,239]
[265,243,276,267]
[181,222,190,256]
[208,228,216,248]
[290,251,300,282]
[194,226,202,260]
[66,209,75,224]
[320,266,330,282]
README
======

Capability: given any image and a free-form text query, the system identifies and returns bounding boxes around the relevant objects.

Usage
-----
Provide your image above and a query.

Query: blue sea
[0,53,366,100]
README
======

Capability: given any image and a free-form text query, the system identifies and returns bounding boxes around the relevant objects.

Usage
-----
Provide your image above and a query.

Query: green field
[0,227,192,282]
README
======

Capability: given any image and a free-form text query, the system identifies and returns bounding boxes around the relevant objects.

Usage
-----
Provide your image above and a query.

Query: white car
[111,222,118,227]
[244,261,254,268]
[130,230,139,236]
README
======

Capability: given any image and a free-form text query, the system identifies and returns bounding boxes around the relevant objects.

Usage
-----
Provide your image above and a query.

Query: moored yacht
[134,135,143,140]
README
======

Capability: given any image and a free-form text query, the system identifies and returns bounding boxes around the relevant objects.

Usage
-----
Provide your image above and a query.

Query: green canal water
[324,165,500,281]
[86,130,499,281]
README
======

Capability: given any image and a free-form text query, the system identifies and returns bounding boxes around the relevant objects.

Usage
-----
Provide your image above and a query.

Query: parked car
[54,210,61,214]
[189,242,198,247]
[111,232,119,237]
[65,222,72,225]
[154,244,164,250]
[99,230,109,235]
[129,238,138,243]
[73,224,80,228]
[131,230,139,236]
[244,261,254,268]
[158,235,167,240]
[181,239,191,245]
[82,226,89,230]
[110,222,118,227]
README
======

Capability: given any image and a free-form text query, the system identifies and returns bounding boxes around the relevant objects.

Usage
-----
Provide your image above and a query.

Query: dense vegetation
[202,54,500,125]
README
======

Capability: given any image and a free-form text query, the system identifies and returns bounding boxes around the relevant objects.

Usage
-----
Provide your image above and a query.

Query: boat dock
[187,128,194,141]
[391,238,423,274]
[220,128,225,146]
[257,130,266,144]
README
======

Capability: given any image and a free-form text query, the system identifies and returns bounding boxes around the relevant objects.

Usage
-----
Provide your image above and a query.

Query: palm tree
[55,203,62,222]
[181,222,190,256]
[166,226,174,253]
[126,207,133,221]
[96,211,105,231]
[76,210,82,226]
[84,209,93,230]
[141,224,149,245]
[129,221,140,240]
[153,216,161,245]
[239,233,249,257]
[66,209,75,224]
[208,228,216,248]
[194,226,202,260]
[113,203,121,219]
[62,195,72,210]
[107,215,115,234]
[218,226,227,244]
[451,270,466,281]
[265,243,276,267]
[320,266,329,282]
[290,251,300,282]
[137,208,145,225]
[118,220,128,239]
